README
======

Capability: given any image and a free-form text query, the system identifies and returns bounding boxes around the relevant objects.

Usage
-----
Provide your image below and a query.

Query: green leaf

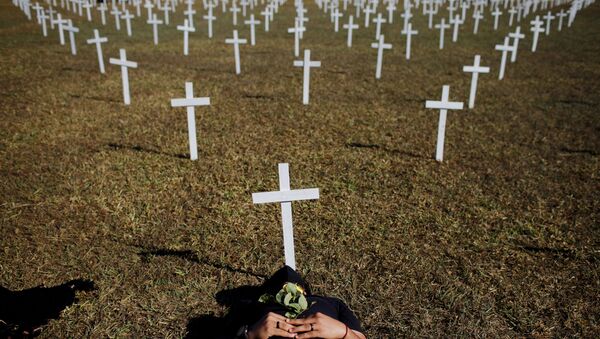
[258,294,274,304]
[286,282,296,294]
[285,311,296,319]
[284,292,292,306]
[298,294,308,309]
[276,290,285,304]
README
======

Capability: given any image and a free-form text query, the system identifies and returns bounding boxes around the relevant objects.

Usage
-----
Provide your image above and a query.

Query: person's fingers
[286,317,312,326]
[275,319,296,332]
[295,329,321,339]
[288,323,312,333]
[267,328,297,338]
[265,312,288,322]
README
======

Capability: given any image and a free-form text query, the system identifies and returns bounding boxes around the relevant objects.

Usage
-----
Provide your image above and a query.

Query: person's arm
[245,312,296,339]
[286,312,366,339]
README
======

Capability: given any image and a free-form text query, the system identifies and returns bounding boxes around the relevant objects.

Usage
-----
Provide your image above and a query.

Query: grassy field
[1,0,599,337]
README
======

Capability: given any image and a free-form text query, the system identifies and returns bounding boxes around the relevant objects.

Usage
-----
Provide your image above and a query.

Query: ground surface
[1,0,599,337]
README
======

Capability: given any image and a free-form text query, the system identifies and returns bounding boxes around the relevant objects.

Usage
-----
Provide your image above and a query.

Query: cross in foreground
[425,85,464,162]
[252,163,320,270]
[293,49,321,105]
[170,82,211,161]
[109,49,138,105]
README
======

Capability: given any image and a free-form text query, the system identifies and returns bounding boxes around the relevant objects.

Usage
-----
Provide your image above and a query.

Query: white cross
[110,7,121,30]
[63,19,79,55]
[98,3,107,25]
[372,12,386,39]
[288,18,305,57]
[401,23,418,60]
[331,8,343,33]
[463,55,490,109]
[32,2,43,24]
[363,5,374,27]
[401,8,412,32]
[435,18,450,49]
[148,13,163,45]
[451,14,463,42]
[530,16,544,52]
[371,34,392,79]
[109,49,138,105]
[82,0,92,21]
[230,3,240,25]
[508,26,524,62]
[39,9,48,37]
[492,7,502,30]
[225,30,247,74]
[86,29,108,73]
[162,1,171,24]
[244,14,260,45]
[425,6,436,28]
[556,10,567,31]
[177,19,195,55]
[252,163,320,270]
[425,85,464,162]
[183,7,196,28]
[52,13,67,45]
[293,49,321,105]
[47,7,56,29]
[343,15,359,47]
[495,36,513,80]
[143,0,153,20]
[472,10,483,34]
[170,82,210,161]
[296,8,308,39]
[122,10,134,36]
[387,2,396,23]
[508,7,517,26]
[203,4,215,38]
[260,7,272,31]
[543,11,555,35]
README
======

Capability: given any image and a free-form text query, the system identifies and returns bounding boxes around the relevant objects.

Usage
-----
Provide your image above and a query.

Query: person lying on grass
[238,266,366,339]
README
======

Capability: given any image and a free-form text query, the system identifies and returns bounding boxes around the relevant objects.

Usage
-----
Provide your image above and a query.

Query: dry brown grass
[1,0,599,337]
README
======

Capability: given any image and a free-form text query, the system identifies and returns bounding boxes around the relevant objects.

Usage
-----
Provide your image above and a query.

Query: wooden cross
[371,34,392,79]
[401,23,418,60]
[244,14,260,45]
[252,163,320,270]
[177,19,195,55]
[293,49,321,105]
[109,49,138,105]
[203,4,215,38]
[225,30,247,74]
[425,85,464,162]
[435,18,450,49]
[170,82,210,161]
[86,29,108,73]
[343,15,359,47]
[508,26,525,62]
[463,55,490,109]
[495,36,514,80]
[147,13,163,45]
[530,16,545,52]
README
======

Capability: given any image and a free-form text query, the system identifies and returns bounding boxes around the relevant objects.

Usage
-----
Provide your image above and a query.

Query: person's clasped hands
[247,311,365,339]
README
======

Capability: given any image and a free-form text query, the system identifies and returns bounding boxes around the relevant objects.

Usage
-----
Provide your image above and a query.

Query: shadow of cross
[252,163,319,270]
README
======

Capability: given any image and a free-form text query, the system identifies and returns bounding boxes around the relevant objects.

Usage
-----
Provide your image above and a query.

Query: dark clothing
[186,266,363,338]
[251,266,363,334]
